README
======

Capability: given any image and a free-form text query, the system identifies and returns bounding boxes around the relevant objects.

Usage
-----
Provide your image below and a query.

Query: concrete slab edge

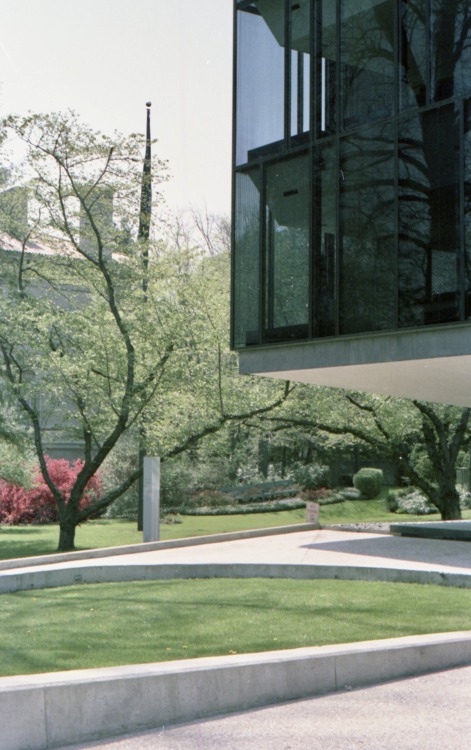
[390,522,471,541]
[0,523,318,572]
[1,631,470,750]
[1,562,470,595]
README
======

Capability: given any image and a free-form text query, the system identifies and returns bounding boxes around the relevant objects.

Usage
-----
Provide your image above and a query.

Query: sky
[0,0,234,215]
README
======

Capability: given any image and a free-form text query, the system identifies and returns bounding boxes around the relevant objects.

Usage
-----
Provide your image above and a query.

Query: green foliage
[338,487,361,500]
[458,487,471,510]
[0,112,293,550]
[221,479,298,503]
[353,468,383,499]
[100,435,139,520]
[386,488,435,515]
[269,387,471,520]
[292,463,330,490]
[177,498,305,516]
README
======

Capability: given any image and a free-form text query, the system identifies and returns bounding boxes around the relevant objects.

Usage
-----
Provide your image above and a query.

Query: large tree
[264,387,470,520]
[0,112,293,551]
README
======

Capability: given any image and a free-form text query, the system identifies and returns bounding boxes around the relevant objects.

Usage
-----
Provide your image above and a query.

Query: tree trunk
[258,439,269,478]
[58,521,77,552]
[438,487,462,520]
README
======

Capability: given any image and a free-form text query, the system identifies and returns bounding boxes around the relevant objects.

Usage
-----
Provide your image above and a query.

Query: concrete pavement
[2,526,471,594]
[1,525,470,749]
[2,522,471,574]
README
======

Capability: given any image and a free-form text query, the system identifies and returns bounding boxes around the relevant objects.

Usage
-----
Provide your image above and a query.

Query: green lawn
[0,578,470,677]
[1,500,470,561]
[0,510,307,560]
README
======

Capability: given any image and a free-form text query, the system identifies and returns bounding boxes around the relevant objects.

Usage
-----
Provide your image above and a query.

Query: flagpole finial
[146,101,152,109]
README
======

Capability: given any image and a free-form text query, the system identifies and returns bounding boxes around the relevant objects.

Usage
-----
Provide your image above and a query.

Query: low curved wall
[1,561,470,595]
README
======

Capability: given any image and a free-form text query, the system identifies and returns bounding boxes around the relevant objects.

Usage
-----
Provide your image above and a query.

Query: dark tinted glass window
[340,122,396,334]
[431,0,471,102]
[465,99,471,319]
[317,0,337,136]
[233,171,261,347]
[290,0,311,140]
[236,3,285,165]
[400,0,427,109]
[264,154,310,340]
[399,105,460,327]
[340,0,395,130]
[313,143,337,337]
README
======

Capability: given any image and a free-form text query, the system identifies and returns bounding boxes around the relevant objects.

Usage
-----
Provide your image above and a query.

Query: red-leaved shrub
[0,457,102,525]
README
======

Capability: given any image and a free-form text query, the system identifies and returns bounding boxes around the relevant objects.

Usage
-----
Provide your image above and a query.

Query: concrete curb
[0,523,318,572]
[390,521,471,541]
[1,561,471,595]
[1,631,470,750]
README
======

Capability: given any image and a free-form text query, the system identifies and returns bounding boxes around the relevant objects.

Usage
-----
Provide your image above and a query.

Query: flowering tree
[0,112,293,551]
[0,457,102,525]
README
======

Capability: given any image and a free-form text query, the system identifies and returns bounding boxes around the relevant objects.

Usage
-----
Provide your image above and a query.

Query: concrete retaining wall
[1,632,471,750]
[1,562,470,595]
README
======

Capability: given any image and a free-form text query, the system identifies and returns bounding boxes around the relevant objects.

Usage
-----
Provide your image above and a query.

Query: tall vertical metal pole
[137,102,152,531]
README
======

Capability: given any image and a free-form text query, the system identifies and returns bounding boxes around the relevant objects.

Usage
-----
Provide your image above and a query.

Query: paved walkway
[2,527,471,580]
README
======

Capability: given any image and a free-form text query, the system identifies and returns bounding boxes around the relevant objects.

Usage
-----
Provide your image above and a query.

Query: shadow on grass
[0,526,59,559]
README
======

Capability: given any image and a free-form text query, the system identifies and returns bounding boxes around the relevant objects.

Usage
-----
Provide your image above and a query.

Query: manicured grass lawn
[0,578,470,677]
[1,500,470,560]
[0,510,307,560]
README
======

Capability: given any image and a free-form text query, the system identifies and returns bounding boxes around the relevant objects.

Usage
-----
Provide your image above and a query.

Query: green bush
[338,487,361,501]
[458,487,471,510]
[176,498,306,516]
[386,490,399,512]
[353,468,383,499]
[293,464,330,491]
[387,488,435,515]
[220,480,298,504]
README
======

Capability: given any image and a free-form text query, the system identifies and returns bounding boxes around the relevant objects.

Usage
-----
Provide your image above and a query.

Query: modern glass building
[231,0,471,405]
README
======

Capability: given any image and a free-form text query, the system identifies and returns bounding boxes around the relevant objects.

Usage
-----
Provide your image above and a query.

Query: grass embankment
[1,578,470,677]
[1,497,470,561]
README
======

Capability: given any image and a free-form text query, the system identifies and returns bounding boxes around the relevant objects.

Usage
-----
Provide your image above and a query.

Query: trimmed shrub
[338,487,361,501]
[458,487,471,510]
[176,498,306,516]
[220,480,298,504]
[386,488,435,515]
[353,468,383,499]
[0,457,102,525]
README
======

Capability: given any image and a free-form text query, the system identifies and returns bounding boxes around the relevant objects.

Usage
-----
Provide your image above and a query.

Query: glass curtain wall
[265,155,310,340]
[399,105,461,327]
[235,1,285,166]
[313,143,337,336]
[233,171,261,347]
[340,0,395,129]
[465,98,471,319]
[232,0,471,350]
[340,122,396,334]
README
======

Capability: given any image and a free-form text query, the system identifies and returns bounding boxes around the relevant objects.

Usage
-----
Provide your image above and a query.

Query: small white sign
[306,501,320,525]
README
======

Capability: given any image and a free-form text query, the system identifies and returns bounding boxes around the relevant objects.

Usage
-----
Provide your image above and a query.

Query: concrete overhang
[238,323,471,406]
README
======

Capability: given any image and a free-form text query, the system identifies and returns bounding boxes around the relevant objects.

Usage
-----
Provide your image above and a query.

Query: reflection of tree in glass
[271,223,309,329]
[340,124,395,334]
[343,1,471,328]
